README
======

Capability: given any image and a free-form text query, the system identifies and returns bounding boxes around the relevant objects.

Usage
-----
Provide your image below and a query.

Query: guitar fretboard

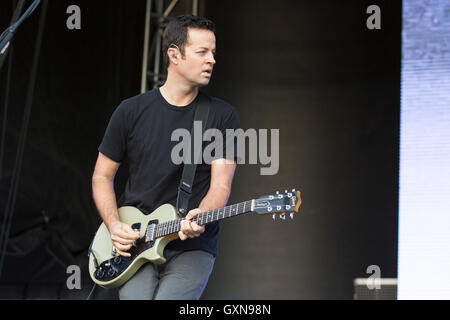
[154,200,254,238]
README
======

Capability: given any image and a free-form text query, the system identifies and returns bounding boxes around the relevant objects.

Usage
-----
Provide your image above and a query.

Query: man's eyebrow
[197,46,216,51]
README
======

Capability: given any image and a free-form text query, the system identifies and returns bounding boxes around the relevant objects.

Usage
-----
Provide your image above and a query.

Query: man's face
[175,28,216,87]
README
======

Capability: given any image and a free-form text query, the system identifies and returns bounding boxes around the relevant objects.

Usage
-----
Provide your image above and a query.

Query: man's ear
[168,48,178,65]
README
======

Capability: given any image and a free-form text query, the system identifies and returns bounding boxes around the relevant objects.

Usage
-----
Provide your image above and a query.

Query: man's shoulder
[119,89,158,110]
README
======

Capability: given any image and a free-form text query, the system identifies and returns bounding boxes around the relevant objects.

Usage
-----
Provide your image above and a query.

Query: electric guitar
[88,189,302,289]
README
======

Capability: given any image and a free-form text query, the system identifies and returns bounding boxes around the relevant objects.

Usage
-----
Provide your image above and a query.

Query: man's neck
[159,75,199,107]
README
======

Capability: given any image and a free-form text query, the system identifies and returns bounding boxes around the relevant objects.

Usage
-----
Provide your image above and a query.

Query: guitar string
[152,195,298,239]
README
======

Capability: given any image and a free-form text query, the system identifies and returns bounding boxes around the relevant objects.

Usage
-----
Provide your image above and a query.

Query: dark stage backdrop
[0,0,400,299]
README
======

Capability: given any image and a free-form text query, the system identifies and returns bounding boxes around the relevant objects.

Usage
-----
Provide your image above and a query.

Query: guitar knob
[114,256,122,264]
[280,213,286,220]
[108,268,116,277]
[96,269,105,279]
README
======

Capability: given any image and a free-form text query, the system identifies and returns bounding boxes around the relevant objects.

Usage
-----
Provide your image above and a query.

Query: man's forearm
[92,176,120,231]
[198,184,231,212]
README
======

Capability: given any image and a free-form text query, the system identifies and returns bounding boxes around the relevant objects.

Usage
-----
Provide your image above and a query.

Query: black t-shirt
[98,88,240,257]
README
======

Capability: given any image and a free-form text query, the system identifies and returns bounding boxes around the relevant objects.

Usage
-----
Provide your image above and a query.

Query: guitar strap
[175,92,211,217]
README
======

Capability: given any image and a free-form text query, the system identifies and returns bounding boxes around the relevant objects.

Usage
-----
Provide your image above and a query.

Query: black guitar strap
[176,92,211,217]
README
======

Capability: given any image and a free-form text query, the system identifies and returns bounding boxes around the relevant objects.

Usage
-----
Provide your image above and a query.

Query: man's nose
[207,52,216,65]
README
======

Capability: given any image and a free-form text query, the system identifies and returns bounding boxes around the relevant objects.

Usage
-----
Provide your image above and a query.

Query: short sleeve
[98,102,128,163]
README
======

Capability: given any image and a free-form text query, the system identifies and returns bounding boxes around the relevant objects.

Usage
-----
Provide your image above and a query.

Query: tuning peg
[272,214,276,222]
[280,213,286,220]
[290,213,294,220]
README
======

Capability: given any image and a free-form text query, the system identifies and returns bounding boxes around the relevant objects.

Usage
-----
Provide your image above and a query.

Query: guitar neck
[154,200,255,239]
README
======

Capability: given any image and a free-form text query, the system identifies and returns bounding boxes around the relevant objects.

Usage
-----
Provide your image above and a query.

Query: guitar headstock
[253,188,302,220]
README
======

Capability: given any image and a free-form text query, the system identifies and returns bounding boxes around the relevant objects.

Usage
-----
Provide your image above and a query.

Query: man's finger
[113,242,132,251]
[178,230,187,241]
[191,221,204,234]
[115,247,131,257]
[111,234,135,245]
[121,224,140,237]
[180,219,190,231]
[186,208,202,220]
[115,229,139,241]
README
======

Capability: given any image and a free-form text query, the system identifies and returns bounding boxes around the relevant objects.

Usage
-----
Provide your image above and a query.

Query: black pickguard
[93,219,158,282]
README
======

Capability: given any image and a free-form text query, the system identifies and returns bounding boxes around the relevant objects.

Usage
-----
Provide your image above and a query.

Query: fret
[151,199,257,240]
[156,225,161,238]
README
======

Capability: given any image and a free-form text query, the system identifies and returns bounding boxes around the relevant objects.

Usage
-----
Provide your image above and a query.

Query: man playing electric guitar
[92,15,240,300]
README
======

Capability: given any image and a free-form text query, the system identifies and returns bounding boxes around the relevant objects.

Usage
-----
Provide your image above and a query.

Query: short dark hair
[162,14,216,70]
